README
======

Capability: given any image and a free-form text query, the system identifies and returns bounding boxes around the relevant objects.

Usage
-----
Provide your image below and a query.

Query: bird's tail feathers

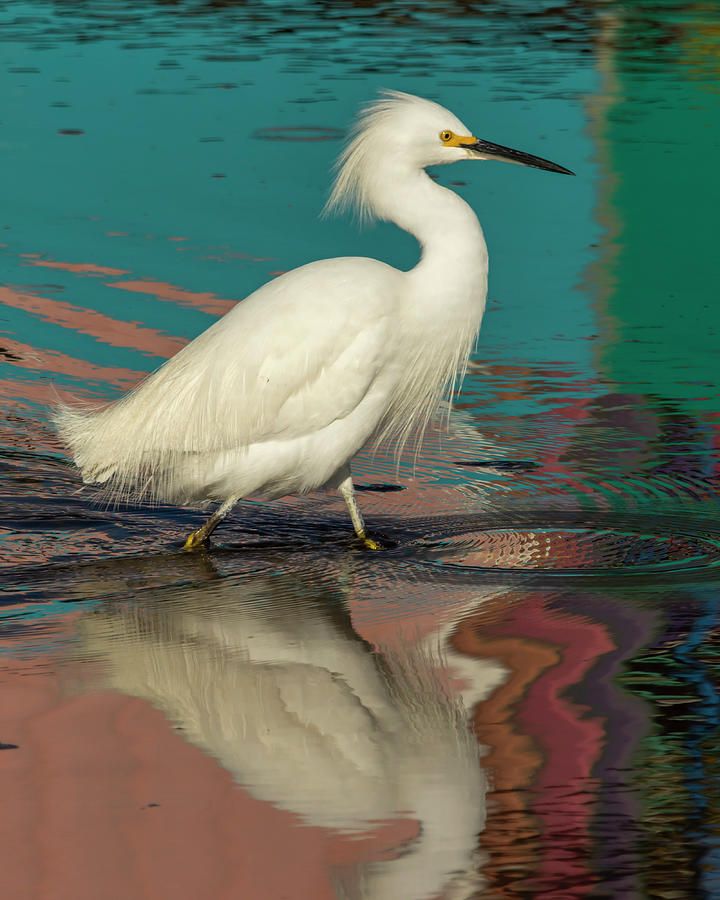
[52,384,214,507]
[53,399,154,505]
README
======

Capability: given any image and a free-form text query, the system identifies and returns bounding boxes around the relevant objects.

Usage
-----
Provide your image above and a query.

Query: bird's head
[325,90,573,223]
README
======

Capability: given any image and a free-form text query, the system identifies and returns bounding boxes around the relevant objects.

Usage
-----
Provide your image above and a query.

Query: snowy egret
[54,90,573,550]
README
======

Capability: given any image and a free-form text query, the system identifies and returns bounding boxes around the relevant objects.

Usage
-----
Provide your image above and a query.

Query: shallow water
[2,2,720,898]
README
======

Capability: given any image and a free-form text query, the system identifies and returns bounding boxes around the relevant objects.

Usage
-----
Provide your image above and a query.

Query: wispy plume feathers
[324,90,442,224]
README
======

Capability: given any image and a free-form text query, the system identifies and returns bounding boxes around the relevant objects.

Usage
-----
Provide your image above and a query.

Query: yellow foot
[183,529,209,552]
[357,532,387,551]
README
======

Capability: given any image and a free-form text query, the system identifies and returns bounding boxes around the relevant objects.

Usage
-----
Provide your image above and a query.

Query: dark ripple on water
[402,505,720,586]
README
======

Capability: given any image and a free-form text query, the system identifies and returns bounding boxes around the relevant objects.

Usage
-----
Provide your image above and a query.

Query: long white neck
[369,166,489,452]
[374,166,488,298]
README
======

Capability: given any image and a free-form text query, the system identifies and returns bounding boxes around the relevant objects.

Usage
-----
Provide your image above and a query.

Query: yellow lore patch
[439,130,477,148]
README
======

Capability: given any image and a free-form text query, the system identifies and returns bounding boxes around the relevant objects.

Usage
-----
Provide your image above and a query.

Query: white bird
[54,90,572,550]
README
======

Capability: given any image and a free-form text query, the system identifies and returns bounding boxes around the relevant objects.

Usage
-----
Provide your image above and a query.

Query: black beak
[460,138,574,175]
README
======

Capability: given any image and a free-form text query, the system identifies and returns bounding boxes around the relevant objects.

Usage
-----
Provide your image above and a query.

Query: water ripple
[407,509,720,584]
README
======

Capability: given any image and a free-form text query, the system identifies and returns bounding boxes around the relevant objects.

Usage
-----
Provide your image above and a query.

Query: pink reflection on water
[0,337,143,390]
[0,377,87,406]
[0,286,186,359]
[456,596,615,898]
[29,260,130,277]
[107,280,236,316]
[21,254,237,316]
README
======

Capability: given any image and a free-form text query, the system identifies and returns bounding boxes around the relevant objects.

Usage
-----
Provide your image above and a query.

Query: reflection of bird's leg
[337,473,384,551]
[183,496,237,551]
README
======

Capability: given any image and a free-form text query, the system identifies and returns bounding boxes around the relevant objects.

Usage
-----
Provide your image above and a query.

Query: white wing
[55,257,402,499]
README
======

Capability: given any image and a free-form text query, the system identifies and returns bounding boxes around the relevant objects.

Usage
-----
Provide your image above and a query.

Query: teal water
[1,3,720,899]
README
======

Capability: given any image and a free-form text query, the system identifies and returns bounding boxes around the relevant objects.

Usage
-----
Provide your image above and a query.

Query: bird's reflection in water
[76,561,502,900]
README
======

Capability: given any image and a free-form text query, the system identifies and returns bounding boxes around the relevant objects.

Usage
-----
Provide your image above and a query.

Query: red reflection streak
[0,377,89,406]
[0,337,143,390]
[29,260,130,277]
[515,606,610,899]
[24,255,237,315]
[107,280,237,316]
[0,379,112,470]
[0,287,186,359]
[449,606,549,891]
[456,598,613,899]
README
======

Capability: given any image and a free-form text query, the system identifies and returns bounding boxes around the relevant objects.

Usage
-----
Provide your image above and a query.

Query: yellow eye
[440,130,453,144]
